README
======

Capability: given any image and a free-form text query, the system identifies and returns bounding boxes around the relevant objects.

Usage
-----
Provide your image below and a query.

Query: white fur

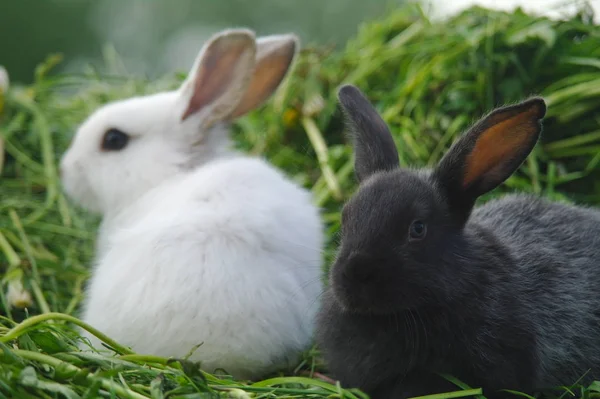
[0,66,8,92]
[60,29,323,379]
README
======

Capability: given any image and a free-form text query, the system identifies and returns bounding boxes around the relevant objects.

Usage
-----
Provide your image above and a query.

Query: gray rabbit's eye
[101,128,129,151]
[409,220,427,241]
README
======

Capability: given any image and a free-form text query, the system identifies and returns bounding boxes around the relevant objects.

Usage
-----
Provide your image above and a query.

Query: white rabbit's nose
[59,153,72,177]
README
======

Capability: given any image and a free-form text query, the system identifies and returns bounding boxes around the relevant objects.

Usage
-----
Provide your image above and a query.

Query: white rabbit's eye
[102,128,129,151]
[409,220,427,241]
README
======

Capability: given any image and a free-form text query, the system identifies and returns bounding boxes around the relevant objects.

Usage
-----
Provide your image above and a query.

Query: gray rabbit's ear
[338,84,399,183]
[434,97,546,222]
[178,29,257,127]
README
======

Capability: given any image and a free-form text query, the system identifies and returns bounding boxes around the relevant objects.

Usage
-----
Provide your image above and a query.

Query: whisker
[415,308,428,352]
[273,237,331,255]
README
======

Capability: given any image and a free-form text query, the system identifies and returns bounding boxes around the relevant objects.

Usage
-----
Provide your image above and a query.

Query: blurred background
[2,0,600,374]
[2,0,598,84]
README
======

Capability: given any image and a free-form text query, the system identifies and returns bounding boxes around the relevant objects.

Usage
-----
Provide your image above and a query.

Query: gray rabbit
[316,84,600,399]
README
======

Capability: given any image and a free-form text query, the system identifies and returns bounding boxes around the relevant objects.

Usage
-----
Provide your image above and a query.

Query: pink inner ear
[229,42,296,119]
[181,37,252,121]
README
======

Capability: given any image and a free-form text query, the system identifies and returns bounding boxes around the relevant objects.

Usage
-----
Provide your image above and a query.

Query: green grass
[2,3,600,398]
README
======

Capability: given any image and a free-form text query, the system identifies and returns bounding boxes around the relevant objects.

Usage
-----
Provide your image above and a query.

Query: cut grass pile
[1,3,600,398]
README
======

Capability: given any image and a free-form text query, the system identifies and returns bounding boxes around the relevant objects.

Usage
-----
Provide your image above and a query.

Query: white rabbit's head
[60,29,298,215]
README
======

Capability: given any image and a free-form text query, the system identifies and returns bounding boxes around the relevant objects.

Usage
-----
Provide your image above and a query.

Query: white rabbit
[60,29,324,379]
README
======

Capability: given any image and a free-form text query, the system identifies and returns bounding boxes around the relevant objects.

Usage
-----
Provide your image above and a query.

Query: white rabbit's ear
[179,29,257,126]
[229,34,299,119]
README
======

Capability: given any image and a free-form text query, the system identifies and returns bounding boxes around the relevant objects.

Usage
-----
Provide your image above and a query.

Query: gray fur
[472,194,600,387]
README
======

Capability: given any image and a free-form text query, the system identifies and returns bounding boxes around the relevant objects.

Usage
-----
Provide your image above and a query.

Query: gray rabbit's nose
[343,252,376,283]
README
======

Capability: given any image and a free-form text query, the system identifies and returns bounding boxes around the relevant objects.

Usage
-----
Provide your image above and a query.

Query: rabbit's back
[471,194,600,387]
[82,156,323,379]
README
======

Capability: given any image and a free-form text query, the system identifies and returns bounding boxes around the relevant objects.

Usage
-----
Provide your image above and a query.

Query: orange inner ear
[463,106,540,188]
